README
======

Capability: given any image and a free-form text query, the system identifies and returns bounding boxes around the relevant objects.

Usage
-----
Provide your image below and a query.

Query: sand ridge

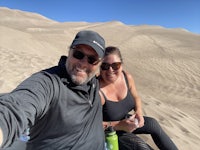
[0,7,200,149]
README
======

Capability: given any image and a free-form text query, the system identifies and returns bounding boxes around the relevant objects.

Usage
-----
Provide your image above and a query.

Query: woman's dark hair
[104,46,123,63]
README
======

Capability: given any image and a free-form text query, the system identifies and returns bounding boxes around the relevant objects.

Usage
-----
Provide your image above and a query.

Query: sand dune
[0,7,200,149]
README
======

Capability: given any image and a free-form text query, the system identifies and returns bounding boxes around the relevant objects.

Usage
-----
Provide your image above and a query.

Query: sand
[0,7,200,149]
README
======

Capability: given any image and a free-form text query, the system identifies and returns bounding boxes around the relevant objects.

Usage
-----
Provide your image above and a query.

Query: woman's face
[100,54,122,82]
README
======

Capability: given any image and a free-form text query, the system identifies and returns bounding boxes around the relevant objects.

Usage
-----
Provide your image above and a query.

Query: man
[0,30,105,150]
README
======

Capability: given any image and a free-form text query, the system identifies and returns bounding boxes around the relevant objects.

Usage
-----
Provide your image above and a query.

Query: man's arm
[0,127,3,147]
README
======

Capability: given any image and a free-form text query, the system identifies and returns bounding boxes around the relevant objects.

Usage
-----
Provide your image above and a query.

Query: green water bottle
[105,126,119,150]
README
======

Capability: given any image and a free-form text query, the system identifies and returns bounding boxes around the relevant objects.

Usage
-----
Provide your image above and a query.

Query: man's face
[66,44,101,85]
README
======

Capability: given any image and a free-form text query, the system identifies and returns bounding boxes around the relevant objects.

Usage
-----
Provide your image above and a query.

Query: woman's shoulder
[122,70,135,88]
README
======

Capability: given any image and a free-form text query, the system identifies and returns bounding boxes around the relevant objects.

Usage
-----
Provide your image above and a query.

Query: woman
[99,46,178,150]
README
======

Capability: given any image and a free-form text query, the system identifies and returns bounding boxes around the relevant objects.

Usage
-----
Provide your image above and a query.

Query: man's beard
[66,61,99,85]
[70,73,93,85]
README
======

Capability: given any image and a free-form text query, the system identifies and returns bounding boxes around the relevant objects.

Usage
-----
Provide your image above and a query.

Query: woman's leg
[133,116,178,150]
[118,132,153,150]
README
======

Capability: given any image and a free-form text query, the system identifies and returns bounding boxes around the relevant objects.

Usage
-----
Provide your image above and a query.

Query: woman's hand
[135,113,144,128]
[102,122,109,130]
[114,116,139,133]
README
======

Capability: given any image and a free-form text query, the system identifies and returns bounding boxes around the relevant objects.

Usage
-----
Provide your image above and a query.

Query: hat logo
[93,40,104,50]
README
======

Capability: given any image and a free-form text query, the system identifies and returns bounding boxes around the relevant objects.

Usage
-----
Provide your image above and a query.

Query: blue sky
[0,0,200,34]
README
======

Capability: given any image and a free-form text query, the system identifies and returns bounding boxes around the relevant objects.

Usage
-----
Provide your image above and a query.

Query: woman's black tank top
[101,72,135,121]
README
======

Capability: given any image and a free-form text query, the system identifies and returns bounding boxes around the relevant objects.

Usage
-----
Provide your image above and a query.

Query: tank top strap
[99,89,108,101]
[122,71,130,89]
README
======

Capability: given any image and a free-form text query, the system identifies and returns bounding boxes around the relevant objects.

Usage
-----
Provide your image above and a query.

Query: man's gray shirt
[0,56,105,150]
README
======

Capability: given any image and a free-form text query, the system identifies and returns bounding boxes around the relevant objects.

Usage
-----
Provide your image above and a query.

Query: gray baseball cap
[71,30,105,58]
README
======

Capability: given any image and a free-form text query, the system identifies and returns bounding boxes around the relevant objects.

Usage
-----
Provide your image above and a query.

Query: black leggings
[118,132,153,150]
[133,116,178,150]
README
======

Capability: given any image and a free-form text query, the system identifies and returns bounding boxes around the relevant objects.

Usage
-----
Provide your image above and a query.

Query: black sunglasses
[101,62,122,70]
[72,49,101,65]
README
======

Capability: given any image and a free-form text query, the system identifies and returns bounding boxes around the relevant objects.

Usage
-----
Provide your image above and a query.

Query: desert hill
[0,7,200,149]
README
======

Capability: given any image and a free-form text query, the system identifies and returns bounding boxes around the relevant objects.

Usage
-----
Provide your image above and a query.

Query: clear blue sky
[1,0,200,34]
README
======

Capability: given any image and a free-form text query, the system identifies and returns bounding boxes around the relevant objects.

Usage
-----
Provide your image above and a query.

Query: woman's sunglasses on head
[101,62,122,70]
[72,49,101,65]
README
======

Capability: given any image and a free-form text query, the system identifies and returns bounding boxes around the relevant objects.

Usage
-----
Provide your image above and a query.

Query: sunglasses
[101,62,122,70]
[72,49,101,65]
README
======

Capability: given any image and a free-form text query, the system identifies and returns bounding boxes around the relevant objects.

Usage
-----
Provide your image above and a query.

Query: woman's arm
[124,71,144,127]
[104,119,139,133]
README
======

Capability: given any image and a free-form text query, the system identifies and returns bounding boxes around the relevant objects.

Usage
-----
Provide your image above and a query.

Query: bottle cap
[105,126,116,135]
